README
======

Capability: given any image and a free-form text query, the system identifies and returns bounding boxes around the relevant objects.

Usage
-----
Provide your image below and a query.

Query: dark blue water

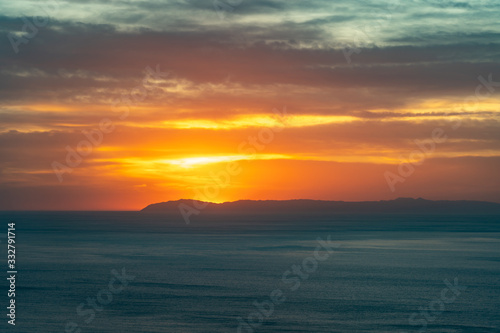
[1,212,499,332]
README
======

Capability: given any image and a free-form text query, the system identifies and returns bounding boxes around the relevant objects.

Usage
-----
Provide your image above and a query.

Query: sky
[1,0,500,210]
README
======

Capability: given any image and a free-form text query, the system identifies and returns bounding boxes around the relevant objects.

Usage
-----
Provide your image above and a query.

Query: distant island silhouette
[141,198,500,214]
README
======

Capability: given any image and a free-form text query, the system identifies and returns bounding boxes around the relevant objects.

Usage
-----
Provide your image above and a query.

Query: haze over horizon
[1,0,500,210]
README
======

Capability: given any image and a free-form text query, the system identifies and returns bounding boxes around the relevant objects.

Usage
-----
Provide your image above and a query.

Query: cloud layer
[1,0,499,209]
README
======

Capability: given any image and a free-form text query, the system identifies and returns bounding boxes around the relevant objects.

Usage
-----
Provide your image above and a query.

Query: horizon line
[3,197,500,212]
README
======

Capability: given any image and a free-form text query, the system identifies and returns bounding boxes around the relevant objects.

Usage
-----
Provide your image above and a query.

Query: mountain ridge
[141,198,500,214]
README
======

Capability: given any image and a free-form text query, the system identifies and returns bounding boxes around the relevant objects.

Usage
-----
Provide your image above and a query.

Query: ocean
[1,211,499,332]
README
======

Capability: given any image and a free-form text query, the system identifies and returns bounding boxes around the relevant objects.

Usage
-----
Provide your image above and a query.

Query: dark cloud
[1,15,500,113]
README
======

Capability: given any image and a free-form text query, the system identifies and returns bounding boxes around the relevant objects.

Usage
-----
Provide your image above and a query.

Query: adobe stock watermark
[178,106,289,224]
[385,72,500,192]
[51,64,169,182]
[209,0,250,50]
[7,0,61,54]
[64,268,135,333]
[236,235,340,332]
[401,278,467,333]
[211,0,250,57]
[213,0,243,20]
[343,0,403,64]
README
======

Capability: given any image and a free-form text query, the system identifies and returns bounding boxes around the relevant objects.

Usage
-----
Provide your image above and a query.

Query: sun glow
[167,156,244,168]
[155,154,291,168]
[146,114,359,130]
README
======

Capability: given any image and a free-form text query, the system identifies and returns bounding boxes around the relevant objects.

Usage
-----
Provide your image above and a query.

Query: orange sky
[1,1,500,210]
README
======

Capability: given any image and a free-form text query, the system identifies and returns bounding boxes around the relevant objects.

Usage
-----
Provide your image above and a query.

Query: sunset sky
[1,0,500,210]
